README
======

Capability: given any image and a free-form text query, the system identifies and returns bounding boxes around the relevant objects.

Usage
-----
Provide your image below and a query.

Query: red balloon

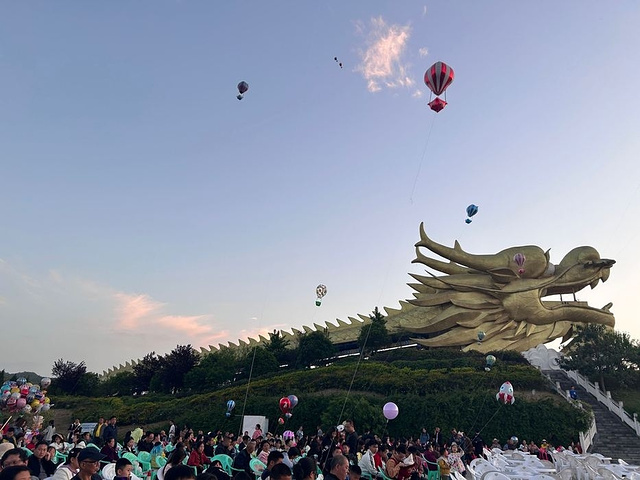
[279,397,291,413]
[424,62,454,96]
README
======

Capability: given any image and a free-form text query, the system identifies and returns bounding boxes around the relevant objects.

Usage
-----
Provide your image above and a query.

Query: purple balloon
[383,402,399,420]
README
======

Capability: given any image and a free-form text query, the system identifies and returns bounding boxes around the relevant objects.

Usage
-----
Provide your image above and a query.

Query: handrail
[565,369,640,437]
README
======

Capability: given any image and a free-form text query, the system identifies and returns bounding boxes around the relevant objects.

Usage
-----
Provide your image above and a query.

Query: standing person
[419,429,429,447]
[92,418,105,448]
[472,433,484,459]
[27,442,57,479]
[42,421,56,444]
[343,421,358,457]
[102,417,118,444]
[252,425,263,440]
[52,448,82,480]
[432,428,443,448]
[168,421,176,443]
[67,421,82,443]
[71,447,106,480]
[296,427,304,442]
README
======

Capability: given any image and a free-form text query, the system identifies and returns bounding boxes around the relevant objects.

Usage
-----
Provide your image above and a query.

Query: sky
[2,2,640,376]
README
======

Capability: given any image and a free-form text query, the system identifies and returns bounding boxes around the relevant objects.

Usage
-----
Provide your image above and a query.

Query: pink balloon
[383,402,399,420]
[16,397,26,409]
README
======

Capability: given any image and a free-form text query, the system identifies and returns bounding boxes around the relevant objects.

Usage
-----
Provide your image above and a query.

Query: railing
[565,369,640,437]
[546,375,597,451]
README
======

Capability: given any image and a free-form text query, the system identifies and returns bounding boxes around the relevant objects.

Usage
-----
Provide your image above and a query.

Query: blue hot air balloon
[466,204,478,224]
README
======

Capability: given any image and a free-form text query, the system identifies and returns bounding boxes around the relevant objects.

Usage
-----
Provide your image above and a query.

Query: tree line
[50,308,391,397]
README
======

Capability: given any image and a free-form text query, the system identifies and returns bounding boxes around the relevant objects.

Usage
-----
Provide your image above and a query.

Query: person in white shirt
[358,440,379,479]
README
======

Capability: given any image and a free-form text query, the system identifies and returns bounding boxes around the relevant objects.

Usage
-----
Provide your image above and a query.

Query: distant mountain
[2,371,44,384]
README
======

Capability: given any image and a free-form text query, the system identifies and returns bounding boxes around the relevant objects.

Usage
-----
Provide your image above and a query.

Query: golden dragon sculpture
[102,224,615,376]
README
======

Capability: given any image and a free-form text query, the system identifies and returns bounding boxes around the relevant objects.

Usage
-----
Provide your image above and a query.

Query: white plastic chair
[481,472,512,480]
[102,463,116,480]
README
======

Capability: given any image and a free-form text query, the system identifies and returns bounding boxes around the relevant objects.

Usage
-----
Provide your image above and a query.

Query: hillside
[52,348,590,445]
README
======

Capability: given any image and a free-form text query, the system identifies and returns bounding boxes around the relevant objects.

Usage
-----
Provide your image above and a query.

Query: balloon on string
[466,204,479,224]
[16,377,27,386]
[496,381,515,404]
[287,395,298,408]
[485,354,496,371]
[477,331,486,342]
[279,397,291,413]
[278,417,285,425]
[285,412,292,419]
[41,378,51,388]
[336,424,344,433]
[283,430,295,440]
[315,284,327,306]
[237,81,249,100]
[383,402,399,420]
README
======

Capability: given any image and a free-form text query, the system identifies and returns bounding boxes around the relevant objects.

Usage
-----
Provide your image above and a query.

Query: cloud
[419,47,429,57]
[355,17,415,93]
[422,6,428,16]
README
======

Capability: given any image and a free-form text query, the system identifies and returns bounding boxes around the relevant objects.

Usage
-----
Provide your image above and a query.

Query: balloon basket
[315,300,321,306]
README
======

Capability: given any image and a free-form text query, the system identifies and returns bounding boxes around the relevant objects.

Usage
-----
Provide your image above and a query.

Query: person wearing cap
[70,447,105,480]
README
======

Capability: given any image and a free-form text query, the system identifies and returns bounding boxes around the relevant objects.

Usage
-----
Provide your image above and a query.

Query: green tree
[296,330,336,368]
[51,359,88,394]
[358,307,391,354]
[185,348,239,391]
[157,345,200,393]
[265,330,291,364]
[560,324,640,391]
[242,347,279,378]
[99,371,137,396]
[133,352,162,392]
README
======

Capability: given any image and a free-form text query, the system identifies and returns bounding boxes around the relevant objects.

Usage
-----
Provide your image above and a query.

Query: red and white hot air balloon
[424,61,454,113]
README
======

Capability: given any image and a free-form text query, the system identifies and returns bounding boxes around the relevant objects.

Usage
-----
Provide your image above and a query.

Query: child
[115,458,133,480]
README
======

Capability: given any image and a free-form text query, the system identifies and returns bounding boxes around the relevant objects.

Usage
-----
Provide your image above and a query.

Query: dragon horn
[416,223,505,272]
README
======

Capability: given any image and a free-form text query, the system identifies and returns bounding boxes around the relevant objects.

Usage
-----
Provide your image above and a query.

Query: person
[42,422,56,445]
[296,428,304,442]
[385,446,407,480]
[471,433,484,459]
[257,440,271,465]
[446,443,465,478]
[164,465,196,480]
[27,442,56,479]
[349,466,362,480]
[151,442,166,469]
[342,421,358,457]
[324,456,349,480]
[271,464,292,480]
[358,439,380,479]
[187,442,210,474]
[3,429,17,447]
[138,433,154,453]
[1,449,28,469]
[252,425,263,441]
[114,458,133,480]
[162,444,187,480]
[100,437,119,463]
[102,418,118,444]
[437,450,450,480]
[419,429,429,446]
[204,460,230,480]
[70,447,105,480]
[569,387,578,400]
[67,421,82,444]
[233,440,255,476]
[292,457,317,480]
[261,451,284,480]
[0,466,31,480]
[76,433,92,449]
[214,436,234,458]
[423,444,438,473]
[91,419,105,448]
[52,448,82,480]
[168,422,176,443]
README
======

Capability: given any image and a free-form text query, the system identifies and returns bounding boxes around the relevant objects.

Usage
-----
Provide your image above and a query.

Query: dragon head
[404,224,615,352]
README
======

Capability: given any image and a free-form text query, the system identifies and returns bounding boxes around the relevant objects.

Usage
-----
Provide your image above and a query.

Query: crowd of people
[0,416,583,480]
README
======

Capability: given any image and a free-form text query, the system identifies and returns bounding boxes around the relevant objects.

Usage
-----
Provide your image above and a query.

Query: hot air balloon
[485,354,496,372]
[514,253,526,275]
[279,397,291,413]
[424,61,454,113]
[237,81,249,100]
[477,331,486,343]
[315,284,327,306]
[287,395,298,409]
[226,400,235,417]
[466,204,478,224]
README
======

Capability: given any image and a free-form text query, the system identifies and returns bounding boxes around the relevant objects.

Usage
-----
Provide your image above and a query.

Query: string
[409,114,437,204]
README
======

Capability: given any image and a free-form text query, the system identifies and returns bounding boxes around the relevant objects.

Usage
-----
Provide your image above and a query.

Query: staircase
[544,369,640,464]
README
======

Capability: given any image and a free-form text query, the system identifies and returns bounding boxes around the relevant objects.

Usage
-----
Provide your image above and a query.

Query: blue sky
[1,2,640,375]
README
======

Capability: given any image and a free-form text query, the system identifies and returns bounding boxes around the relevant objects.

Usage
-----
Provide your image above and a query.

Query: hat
[78,447,106,462]
[0,442,14,458]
